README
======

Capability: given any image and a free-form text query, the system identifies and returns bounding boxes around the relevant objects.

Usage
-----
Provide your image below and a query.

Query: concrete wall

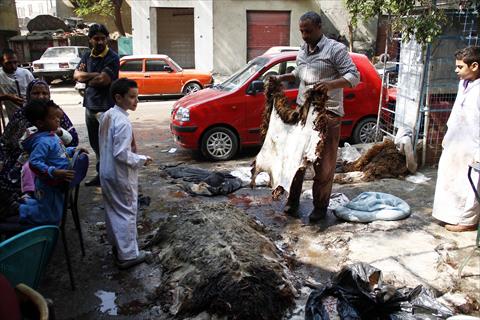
[316,0,377,56]
[131,0,213,71]
[56,0,132,35]
[212,0,311,75]
[131,0,377,75]
[0,0,19,51]
[0,0,19,31]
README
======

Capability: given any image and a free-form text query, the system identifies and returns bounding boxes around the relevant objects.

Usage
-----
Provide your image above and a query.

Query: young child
[19,100,79,225]
[20,117,74,197]
[99,78,152,269]
[433,46,480,232]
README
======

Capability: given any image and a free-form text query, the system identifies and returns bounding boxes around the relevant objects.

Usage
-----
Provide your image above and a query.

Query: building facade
[0,0,20,52]
[131,0,377,75]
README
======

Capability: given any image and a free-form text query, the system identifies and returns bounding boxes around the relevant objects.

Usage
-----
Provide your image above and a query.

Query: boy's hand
[144,156,153,166]
[53,169,75,182]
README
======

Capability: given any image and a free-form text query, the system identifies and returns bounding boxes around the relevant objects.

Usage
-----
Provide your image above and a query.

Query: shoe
[85,175,100,187]
[284,202,299,217]
[309,208,327,222]
[445,224,477,232]
[115,250,150,270]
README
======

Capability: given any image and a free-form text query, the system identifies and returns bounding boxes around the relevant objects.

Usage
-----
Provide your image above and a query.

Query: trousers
[287,113,341,212]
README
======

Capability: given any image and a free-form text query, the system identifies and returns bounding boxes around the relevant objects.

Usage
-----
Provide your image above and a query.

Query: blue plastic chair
[0,225,59,289]
[60,149,89,290]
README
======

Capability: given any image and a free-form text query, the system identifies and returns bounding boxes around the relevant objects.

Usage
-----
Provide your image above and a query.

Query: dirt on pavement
[39,91,479,319]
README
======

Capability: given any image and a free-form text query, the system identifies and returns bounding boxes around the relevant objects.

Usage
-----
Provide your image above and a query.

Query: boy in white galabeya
[99,78,153,269]
[432,46,480,232]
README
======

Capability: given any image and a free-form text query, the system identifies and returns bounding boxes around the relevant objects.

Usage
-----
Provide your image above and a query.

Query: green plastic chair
[0,225,59,289]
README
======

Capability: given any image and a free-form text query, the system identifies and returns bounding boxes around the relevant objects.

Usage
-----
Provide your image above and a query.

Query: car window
[120,60,143,72]
[168,58,182,72]
[145,59,169,72]
[218,57,269,92]
[42,47,77,58]
[259,60,300,89]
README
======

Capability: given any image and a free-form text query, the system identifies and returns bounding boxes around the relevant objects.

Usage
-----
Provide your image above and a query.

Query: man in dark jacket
[74,24,119,186]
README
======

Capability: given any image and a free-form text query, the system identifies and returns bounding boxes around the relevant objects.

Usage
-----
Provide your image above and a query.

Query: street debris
[338,142,362,163]
[305,262,453,319]
[230,166,270,187]
[138,194,151,209]
[406,172,431,184]
[165,165,243,196]
[302,191,350,210]
[334,191,411,223]
[95,290,118,316]
[145,202,297,319]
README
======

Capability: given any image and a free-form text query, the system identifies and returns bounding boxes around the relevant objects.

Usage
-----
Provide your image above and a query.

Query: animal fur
[339,139,408,181]
[147,202,297,319]
[252,78,329,197]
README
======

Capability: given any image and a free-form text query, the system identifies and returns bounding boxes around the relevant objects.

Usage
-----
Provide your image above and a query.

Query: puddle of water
[95,290,118,316]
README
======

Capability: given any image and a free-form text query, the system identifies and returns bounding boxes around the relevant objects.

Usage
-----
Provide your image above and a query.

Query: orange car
[119,54,213,95]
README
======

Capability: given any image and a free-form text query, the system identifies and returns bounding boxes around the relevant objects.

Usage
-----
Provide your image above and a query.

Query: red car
[171,51,386,161]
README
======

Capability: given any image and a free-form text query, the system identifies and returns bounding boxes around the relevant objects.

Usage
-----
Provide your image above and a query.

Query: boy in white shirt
[99,78,152,269]
[432,46,480,232]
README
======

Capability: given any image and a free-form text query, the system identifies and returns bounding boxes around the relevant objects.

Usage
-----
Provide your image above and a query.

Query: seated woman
[0,79,78,220]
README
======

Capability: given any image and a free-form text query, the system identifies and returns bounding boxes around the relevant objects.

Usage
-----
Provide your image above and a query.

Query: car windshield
[42,47,78,58]
[216,57,270,92]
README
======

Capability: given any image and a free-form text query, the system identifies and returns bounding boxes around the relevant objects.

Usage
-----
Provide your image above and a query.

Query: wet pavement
[38,89,480,319]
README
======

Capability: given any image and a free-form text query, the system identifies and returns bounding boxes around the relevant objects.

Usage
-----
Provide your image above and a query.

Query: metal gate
[376,7,479,165]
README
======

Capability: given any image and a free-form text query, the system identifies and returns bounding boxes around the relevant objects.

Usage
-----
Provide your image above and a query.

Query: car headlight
[175,107,190,121]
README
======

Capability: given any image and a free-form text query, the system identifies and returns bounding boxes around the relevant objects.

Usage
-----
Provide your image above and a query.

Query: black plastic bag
[165,166,243,196]
[305,263,453,320]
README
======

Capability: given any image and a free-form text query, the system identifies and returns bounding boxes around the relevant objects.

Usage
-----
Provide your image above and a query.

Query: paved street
[37,85,480,319]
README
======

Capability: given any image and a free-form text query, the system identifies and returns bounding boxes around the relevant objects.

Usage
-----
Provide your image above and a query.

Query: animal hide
[252,78,328,199]
[146,202,297,319]
[337,139,408,182]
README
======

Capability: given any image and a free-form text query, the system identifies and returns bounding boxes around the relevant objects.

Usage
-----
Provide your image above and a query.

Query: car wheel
[352,117,381,144]
[183,82,202,95]
[201,127,239,161]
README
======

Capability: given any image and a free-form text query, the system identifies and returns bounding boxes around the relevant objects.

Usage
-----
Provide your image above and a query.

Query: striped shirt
[292,36,360,117]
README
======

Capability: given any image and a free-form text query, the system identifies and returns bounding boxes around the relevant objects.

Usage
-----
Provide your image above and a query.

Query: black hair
[88,24,109,38]
[24,100,60,125]
[1,48,16,63]
[300,11,322,26]
[455,46,480,66]
[110,78,138,101]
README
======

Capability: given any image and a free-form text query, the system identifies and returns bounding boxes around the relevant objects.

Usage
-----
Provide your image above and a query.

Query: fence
[376,8,479,166]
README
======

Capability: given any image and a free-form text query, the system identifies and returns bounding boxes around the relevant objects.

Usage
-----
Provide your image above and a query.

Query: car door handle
[231,105,237,110]
[144,74,150,78]
[345,93,355,99]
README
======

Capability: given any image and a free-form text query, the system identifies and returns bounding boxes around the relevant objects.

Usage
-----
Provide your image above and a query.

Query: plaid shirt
[292,36,359,117]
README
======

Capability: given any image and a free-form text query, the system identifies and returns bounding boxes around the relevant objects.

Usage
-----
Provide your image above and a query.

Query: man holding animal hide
[263,11,359,221]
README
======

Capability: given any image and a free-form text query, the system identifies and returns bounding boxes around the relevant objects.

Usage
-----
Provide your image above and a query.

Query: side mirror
[164,66,173,72]
[247,80,264,95]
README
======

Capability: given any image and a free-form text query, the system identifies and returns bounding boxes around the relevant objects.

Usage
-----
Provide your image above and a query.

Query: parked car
[171,51,387,161]
[119,54,213,95]
[263,46,300,55]
[32,46,90,83]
